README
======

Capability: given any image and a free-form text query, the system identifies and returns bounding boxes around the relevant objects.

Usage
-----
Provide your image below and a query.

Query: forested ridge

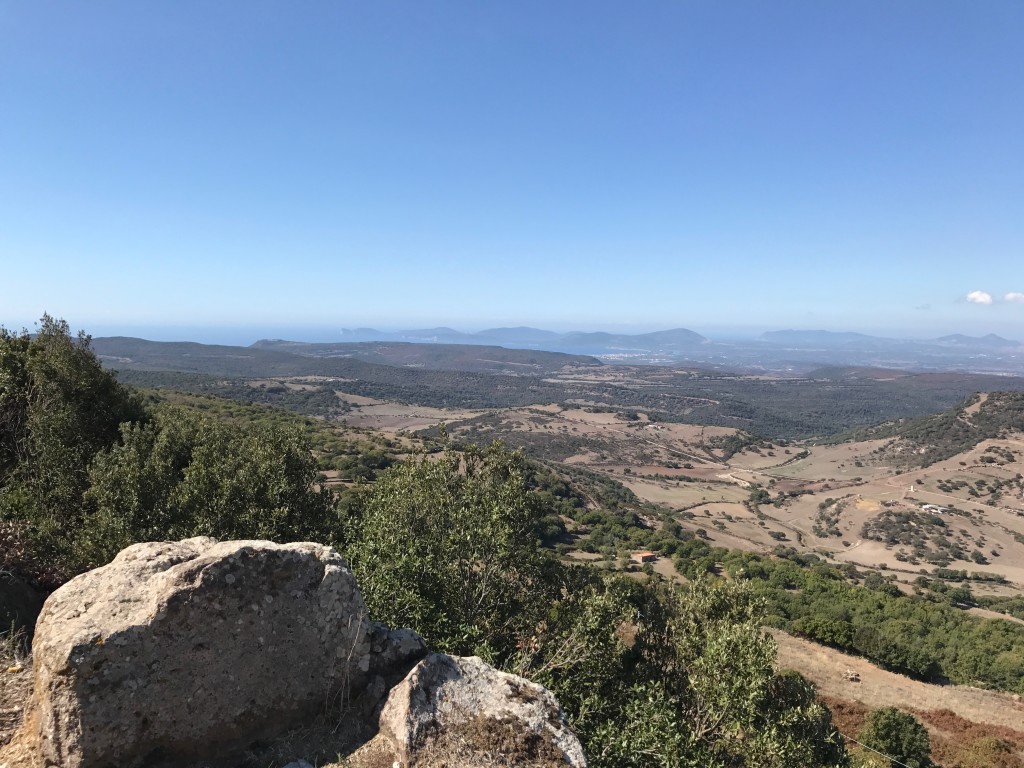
[95,336,1024,441]
[830,392,1024,467]
[5,319,1024,767]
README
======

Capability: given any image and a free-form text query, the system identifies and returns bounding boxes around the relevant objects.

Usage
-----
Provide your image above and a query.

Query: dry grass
[337,403,487,432]
[0,625,31,750]
[772,628,1024,734]
[341,712,572,768]
[819,697,1024,768]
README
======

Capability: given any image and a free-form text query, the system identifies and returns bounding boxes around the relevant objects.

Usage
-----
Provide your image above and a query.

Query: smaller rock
[353,625,430,721]
[375,653,586,767]
[368,624,428,677]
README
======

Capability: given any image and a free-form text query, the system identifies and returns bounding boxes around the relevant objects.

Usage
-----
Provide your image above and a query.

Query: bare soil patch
[338,403,486,432]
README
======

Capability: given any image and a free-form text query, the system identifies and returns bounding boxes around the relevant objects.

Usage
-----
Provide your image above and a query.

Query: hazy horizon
[6,318,1018,349]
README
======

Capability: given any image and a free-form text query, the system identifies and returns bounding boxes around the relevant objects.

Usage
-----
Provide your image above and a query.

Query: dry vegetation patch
[772,628,1024,733]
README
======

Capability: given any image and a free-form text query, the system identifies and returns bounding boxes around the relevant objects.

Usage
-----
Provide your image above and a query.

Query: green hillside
[250,338,602,373]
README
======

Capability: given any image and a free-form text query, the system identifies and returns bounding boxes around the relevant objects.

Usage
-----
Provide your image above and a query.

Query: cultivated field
[377,397,1024,596]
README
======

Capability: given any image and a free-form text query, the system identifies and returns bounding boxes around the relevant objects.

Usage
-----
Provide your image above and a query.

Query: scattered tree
[858,707,933,768]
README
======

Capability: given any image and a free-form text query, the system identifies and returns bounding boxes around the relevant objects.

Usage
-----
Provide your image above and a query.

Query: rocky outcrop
[355,653,587,767]
[1,538,585,768]
[19,537,370,768]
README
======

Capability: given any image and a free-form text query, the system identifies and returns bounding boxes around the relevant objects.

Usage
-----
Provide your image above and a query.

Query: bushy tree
[83,406,338,567]
[509,570,652,748]
[343,442,560,659]
[583,578,848,768]
[1,316,144,578]
[2,317,338,578]
[858,708,933,768]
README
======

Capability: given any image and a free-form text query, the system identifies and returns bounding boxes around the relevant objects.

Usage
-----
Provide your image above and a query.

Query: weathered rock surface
[353,623,429,720]
[360,653,587,767]
[17,537,370,768]
[367,623,429,679]
[1,539,587,768]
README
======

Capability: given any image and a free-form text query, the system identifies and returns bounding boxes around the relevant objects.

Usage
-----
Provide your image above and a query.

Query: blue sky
[1,1,1022,343]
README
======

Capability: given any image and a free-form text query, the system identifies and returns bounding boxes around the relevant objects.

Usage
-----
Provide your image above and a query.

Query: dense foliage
[343,443,562,657]
[1,317,146,579]
[83,407,339,565]
[857,707,934,768]
[832,392,1024,466]
[0,319,340,581]
[341,447,849,766]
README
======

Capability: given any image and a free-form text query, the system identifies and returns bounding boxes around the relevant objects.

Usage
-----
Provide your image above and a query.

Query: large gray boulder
[361,653,587,767]
[20,537,370,768]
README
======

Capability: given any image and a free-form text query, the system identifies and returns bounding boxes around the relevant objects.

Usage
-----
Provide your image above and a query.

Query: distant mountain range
[761,329,1019,350]
[933,333,1020,349]
[256,326,1023,375]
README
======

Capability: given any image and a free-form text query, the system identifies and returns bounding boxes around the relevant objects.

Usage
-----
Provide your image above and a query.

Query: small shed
[631,551,657,564]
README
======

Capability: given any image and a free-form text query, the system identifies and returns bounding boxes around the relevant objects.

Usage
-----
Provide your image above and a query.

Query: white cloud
[1005,292,1024,304]
[967,290,993,305]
